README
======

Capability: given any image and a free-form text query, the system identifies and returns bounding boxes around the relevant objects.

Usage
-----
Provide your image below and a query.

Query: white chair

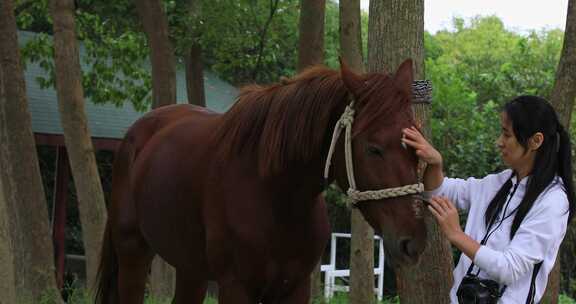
[320,233,385,300]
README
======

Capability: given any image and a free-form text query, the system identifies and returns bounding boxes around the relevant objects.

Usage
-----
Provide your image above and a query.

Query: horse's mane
[213,66,411,177]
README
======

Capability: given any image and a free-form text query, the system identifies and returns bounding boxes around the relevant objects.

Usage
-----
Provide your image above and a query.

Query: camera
[456,274,502,304]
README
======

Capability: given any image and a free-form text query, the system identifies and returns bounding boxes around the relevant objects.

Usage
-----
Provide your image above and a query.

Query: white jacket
[426,169,569,304]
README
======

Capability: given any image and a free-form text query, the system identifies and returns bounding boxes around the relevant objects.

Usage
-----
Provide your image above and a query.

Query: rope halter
[323,101,424,205]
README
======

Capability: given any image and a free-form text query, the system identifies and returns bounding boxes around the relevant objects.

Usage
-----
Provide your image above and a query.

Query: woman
[402,95,575,303]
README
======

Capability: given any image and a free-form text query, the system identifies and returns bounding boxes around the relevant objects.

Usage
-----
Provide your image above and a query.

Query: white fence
[320,233,385,300]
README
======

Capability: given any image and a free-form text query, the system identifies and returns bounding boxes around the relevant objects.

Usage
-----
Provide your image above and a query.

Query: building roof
[20,31,238,140]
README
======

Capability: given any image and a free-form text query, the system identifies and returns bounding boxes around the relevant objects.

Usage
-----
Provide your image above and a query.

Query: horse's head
[329,59,427,267]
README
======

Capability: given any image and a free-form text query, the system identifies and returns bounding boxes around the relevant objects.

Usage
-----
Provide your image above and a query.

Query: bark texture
[50,0,108,291]
[135,0,177,108]
[543,0,576,302]
[368,1,454,303]
[297,1,327,302]
[184,0,205,107]
[297,0,326,72]
[134,0,178,297]
[0,0,60,301]
[340,0,375,303]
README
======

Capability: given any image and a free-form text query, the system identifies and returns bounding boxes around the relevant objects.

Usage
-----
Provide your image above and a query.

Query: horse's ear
[340,57,363,97]
[393,59,414,98]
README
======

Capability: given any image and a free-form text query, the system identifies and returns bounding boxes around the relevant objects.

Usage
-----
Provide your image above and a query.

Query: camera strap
[525,261,542,304]
[464,179,543,303]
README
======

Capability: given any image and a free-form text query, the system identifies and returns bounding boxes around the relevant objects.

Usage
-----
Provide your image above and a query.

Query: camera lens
[458,287,478,303]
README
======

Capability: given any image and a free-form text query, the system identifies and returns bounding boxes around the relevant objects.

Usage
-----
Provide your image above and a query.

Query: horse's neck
[269,161,325,201]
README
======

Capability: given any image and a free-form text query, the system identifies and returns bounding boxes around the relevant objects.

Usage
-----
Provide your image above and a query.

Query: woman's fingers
[402,128,430,148]
[403,126,443,165]
[430,197,448,213]
[433,197,459,221]
[401,137,422,149]
[427,205,441,220]
[402,127,424,140]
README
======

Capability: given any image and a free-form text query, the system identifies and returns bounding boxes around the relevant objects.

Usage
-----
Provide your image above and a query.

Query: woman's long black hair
[485,95,575,238]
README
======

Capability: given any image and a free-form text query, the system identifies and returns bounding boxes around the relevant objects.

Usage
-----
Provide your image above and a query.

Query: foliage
[425,16,563,178]
[199,0,300,84]
[15,0,573,298]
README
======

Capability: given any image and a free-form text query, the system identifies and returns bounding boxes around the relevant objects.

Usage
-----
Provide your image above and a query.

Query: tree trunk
[148,257,176,301]
[135,0,177,108]
[297,1,326,302]
[549,0,576,128]
[543,0,576,302]
[49,0,108,291]
[297,0,326,72]
[0,1,60,301]
[340,0,364,72]
[0,177,16,304]
[349,210,375,304]
[368,1,454,303]
[134,0,178,297]
[185,45,205,107]
[310,262,323,304]
[184,0,205,107]
[541,260,561,304]
[340,1,375,303]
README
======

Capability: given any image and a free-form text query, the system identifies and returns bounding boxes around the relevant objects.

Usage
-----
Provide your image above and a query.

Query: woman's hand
[401,126,443,165]
[427,196,463,241]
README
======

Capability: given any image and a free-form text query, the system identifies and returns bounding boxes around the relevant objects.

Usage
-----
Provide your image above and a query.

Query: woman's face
[496,112,534,173]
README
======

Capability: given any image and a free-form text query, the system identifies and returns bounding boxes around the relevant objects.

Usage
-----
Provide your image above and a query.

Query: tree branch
[251,0,280,81]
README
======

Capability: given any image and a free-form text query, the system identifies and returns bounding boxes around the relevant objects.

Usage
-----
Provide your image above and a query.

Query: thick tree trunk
[297,0,326,72]
[0,1,60,301]
[368,0,424,77]
[134,0,178,297]
[340,0,364,72]
[310,262,324,304]
[549,0,576,128]
[349,210,375,304]
[49,0,108,291]
[297,1,327,302]
[340,1,375,303]
[0,177,16,304]
[185,0,206,107]
[543,0,576,302]
[542,260,561,304]
[135,0,177,108]
[368,1,454,303]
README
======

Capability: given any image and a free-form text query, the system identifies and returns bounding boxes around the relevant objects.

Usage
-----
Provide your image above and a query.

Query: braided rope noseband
[323,101,423,205]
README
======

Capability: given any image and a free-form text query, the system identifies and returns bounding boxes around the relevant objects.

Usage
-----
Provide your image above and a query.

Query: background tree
[134,0,176,108]
[339,0,375,303]
[134,0,178,297]
[183,0,205,106]
[296,0,326,301]
[0,177,16,303]
[0,0,60,301]
[49,0,108,291]
[368,0,454,303]
[8,0,576,299]
[542,0,576,302]
[297,0,326,72]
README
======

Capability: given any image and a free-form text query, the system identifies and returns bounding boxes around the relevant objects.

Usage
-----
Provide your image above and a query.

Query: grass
[38,289,574,304]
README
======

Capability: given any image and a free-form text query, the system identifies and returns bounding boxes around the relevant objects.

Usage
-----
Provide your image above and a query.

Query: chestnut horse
[95,59,427,304]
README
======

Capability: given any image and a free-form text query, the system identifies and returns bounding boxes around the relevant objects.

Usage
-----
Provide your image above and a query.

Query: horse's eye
[366,145,384,157]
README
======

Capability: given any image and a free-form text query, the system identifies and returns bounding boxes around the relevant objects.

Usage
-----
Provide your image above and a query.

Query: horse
[95,59,428,304]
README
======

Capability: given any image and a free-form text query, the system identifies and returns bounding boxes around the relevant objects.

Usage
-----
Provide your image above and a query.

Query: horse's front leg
[217,277,258,304]
[275,277,311,304]
[172,269,208,304]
